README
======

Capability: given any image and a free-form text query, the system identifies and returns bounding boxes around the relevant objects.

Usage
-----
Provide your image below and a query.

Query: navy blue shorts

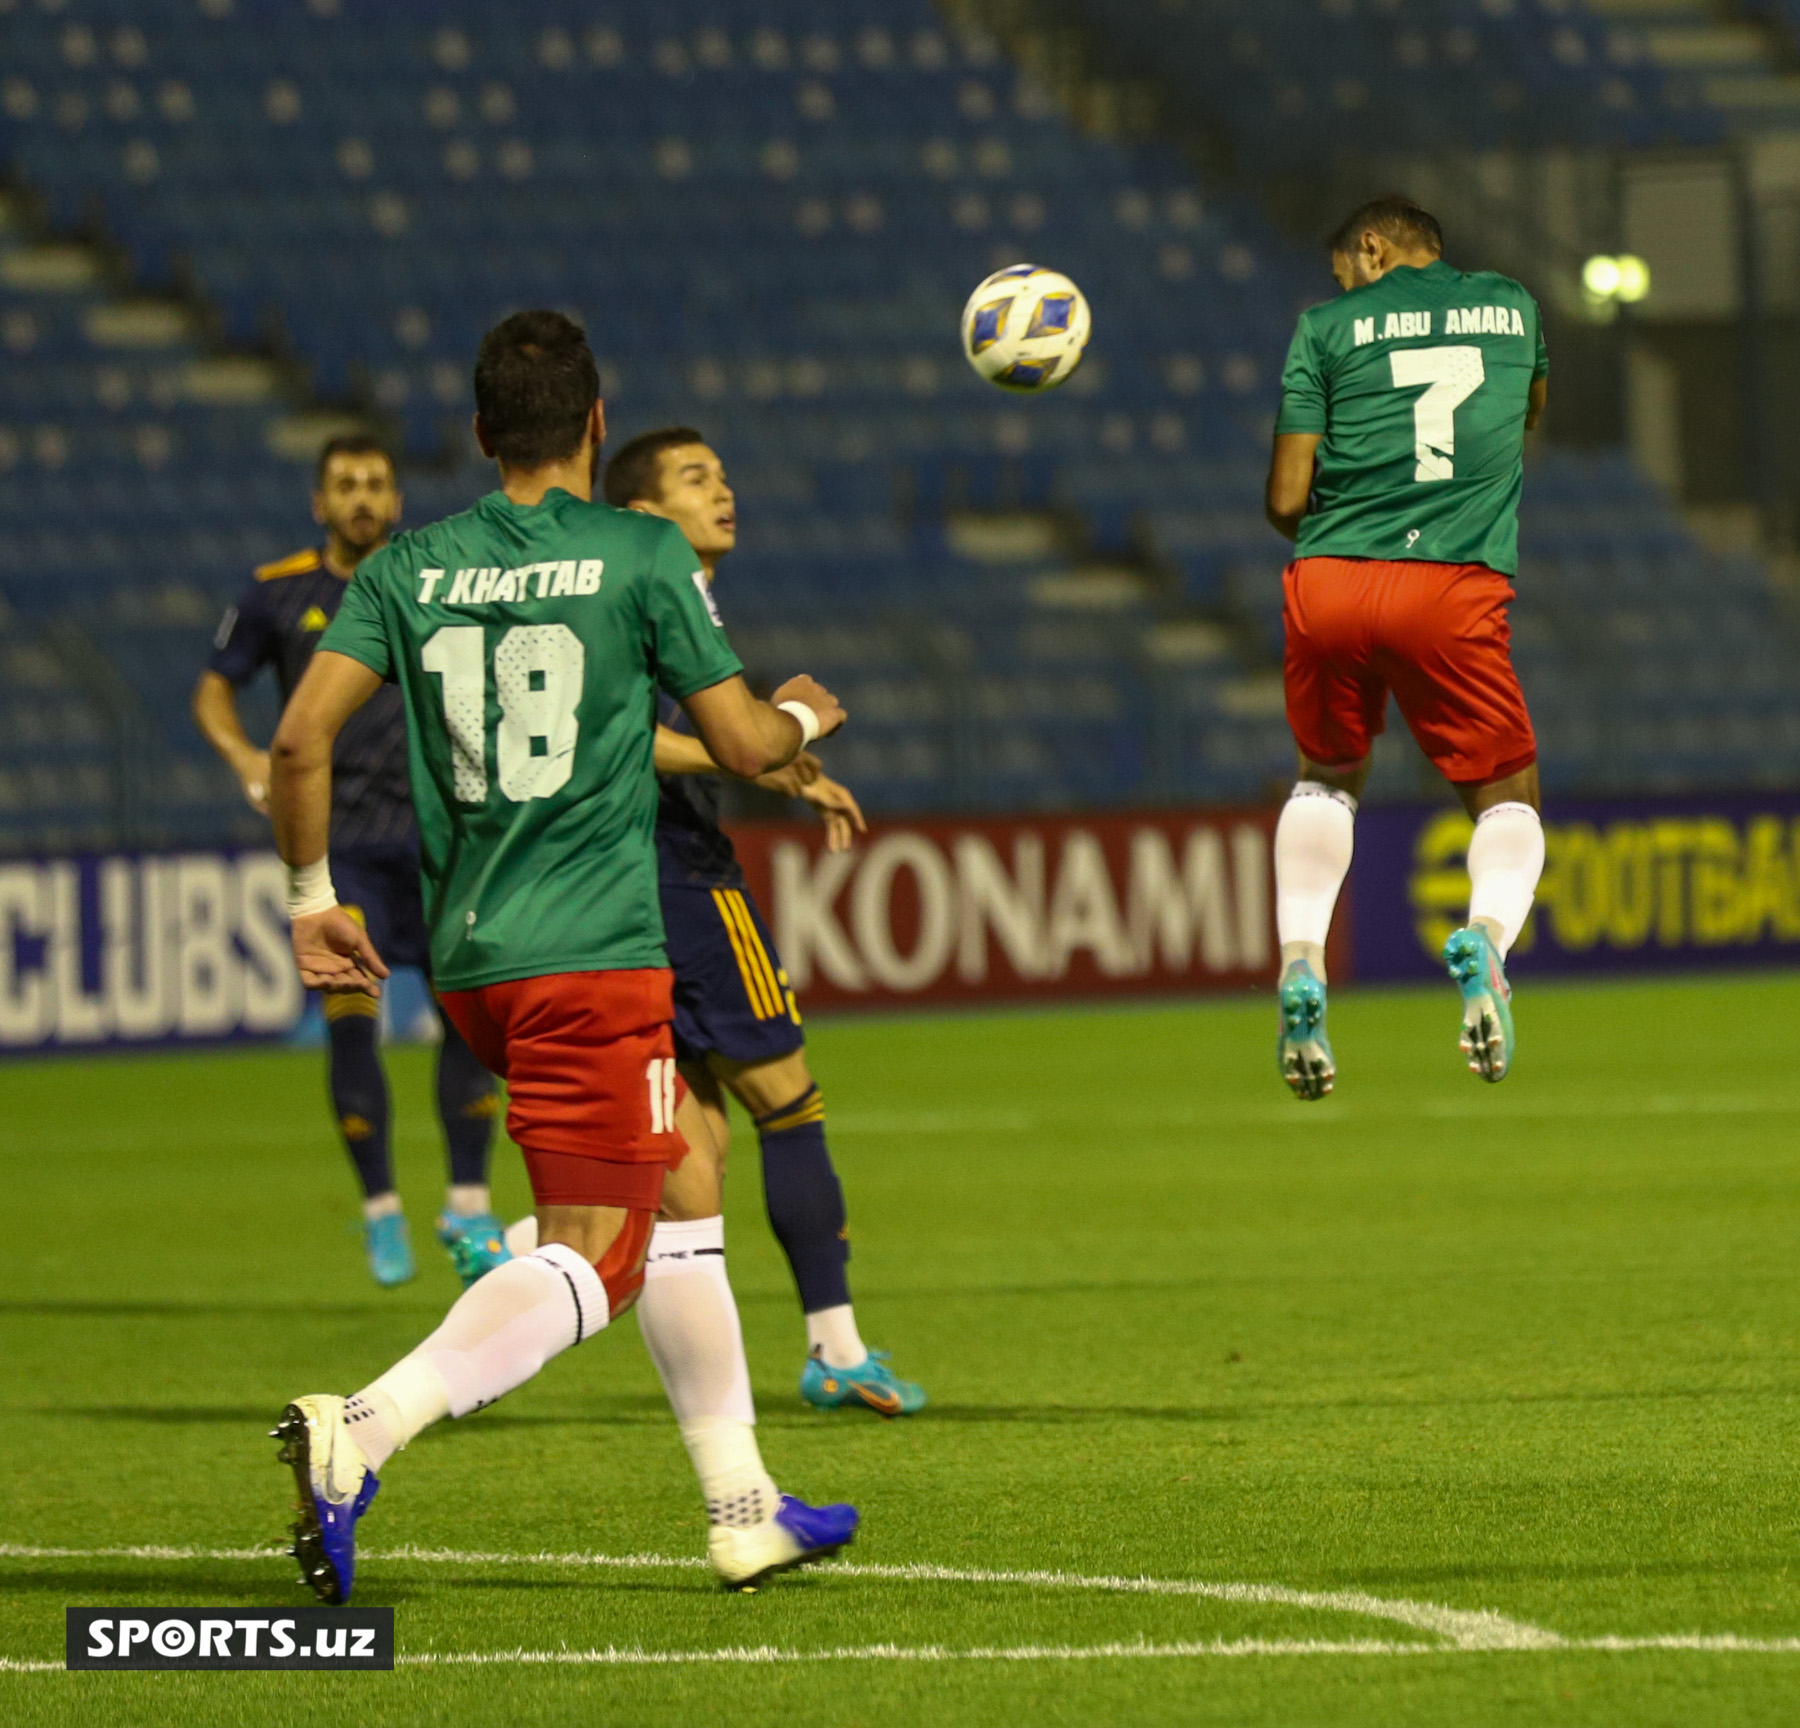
[332,842,430,973]
[663,881,806,1068]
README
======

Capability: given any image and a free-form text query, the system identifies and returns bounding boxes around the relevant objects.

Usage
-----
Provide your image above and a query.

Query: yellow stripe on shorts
[712,889,779,1020]
[729,891,788,1018]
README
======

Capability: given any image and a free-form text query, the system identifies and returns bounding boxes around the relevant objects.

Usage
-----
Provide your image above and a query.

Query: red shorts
[438,967,687,1213]
[1282,556,1537,786]
[592,1208,657,1318]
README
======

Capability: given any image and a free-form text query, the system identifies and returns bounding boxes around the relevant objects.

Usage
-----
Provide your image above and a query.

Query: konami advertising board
[0,812,1296,1053]
[730,808,1307,1011]
[10,792,1799,1053]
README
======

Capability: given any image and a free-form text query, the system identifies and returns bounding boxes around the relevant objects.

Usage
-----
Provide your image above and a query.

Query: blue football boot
[1276,958,1335,1101]
[436,1211,512,1289]
[801,1347,927,1417]
[1444,925,1516,1082]
[363,1212,415,1288]
[709,1493,860,1591]
[273,1395,380,1605]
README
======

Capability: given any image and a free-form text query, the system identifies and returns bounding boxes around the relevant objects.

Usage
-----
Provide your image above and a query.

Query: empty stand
[1,0,1797,848]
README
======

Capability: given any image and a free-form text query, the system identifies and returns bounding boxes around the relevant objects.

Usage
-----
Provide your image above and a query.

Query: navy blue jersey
[654,689,745,889]
[209,546,415,851]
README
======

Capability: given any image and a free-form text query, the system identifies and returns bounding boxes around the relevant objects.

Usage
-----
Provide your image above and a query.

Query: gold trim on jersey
[255,547,323,582]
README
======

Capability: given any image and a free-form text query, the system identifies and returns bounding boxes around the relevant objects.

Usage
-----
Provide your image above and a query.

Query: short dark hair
[473,309,600,470]
[602,426,708,508]
[1328,195,1443,259]
[315,433,393,487]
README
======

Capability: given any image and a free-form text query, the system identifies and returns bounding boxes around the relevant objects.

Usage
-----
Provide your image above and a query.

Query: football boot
[436,1211,512,1289]
[800,1347,926,1417]
[1276,958,1335,1101]
[1444,925,1516,1083]
[708,1495,859,1591]
[273,1394,380,1606]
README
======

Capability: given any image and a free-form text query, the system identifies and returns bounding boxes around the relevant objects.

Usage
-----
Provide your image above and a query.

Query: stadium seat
[2,0,1798,850]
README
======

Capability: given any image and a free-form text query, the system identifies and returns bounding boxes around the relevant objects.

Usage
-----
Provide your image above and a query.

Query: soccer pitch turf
[3,977,1800,1725]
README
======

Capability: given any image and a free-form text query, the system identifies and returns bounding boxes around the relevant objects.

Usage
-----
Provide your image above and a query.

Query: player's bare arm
[1526,375,1548,432]
[654,723,725,777]
[1266,432,1322,541]
[191,670,273,814]
[269,648,391,994]
[655,723,822,790]
[654,725,860,850]
[793,772,866,853]
[681,672,845,780]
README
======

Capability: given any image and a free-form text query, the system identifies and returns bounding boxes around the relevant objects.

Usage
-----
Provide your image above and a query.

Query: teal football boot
[1443,924,1515,1082]
[436,1211,512,1289]
[363,1211,415,1288]
[801,1348,926,1417]
[1276,958,1335,1101]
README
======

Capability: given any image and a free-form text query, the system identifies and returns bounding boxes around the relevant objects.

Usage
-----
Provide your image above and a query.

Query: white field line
[829,1095,1800,1136]
[5,1543,1800,1669]
[400,1639,1448,1666]
[0,1541,1553,1650]
[384,1634,1800,1665]
[8,1097,1788,1159]
[12,1636,1800,1677]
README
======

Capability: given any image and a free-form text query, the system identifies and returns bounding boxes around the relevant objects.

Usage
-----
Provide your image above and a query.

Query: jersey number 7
[422,623,586,804]
[1390,345,1484,483]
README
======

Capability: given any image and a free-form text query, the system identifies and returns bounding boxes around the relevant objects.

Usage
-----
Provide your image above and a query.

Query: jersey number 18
[422,623,585,804]
[1390,345,1484,483]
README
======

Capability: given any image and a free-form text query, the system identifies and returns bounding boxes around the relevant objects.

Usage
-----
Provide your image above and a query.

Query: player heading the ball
[266,309,857,1603]
[1265,196,1549,1098]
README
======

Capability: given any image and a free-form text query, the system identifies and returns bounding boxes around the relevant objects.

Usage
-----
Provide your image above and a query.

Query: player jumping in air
[1265,197,1548,1097]
[499,429,925,1416]
[192,437,503,1287]
[266,311,858,1600]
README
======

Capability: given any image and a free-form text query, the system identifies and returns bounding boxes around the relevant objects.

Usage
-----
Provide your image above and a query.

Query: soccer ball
[960,265,1091,393]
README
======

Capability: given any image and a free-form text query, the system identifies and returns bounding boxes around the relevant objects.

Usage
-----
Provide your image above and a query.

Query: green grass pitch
[4,975,1800,1725]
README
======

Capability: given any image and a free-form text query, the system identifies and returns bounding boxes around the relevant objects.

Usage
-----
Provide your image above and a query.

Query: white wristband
[286,857,338,920]
[777,699,821,747]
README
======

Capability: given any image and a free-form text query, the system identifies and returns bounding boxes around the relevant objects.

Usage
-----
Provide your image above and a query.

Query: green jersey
[1275,259,1548,575]
[320,488,743,991]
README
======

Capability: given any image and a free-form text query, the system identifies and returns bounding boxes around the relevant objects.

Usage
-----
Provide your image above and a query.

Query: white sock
[444,1184,491,1217]
[636,1216,777,1529]
[805,1305,868,1370]
[503,1215,540,1258]
[1275,782,1356,980]
[342,1244,606,1472]
[361,1193,401,1223]
[1466,801,1544,959]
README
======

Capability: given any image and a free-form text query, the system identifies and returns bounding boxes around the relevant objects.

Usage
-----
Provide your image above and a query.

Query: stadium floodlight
[1581,253,1651,309]
[1581,254,1622,300]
